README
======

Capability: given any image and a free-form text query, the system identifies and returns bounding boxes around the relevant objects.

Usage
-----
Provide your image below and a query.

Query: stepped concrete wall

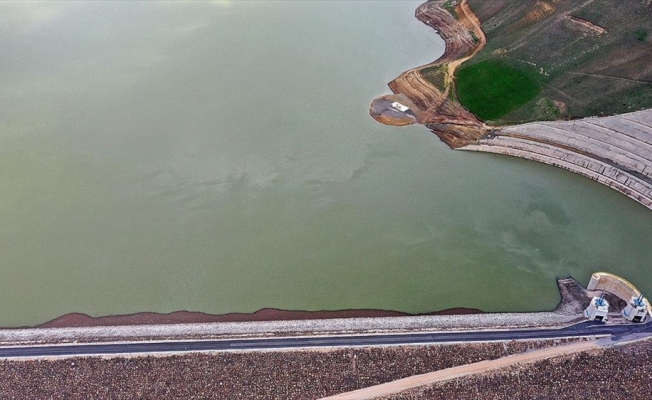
[461,109,652,210]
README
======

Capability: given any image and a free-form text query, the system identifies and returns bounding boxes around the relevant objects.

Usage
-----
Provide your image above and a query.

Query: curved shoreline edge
[6,2,650,333]
[0,278,597,344]
[371,0,488,144]
[374,0,652,211]
[461,110,652,210]
[10,276,595,331]
[34,307,483,329]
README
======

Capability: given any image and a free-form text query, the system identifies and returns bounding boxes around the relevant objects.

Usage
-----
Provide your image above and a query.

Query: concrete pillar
[587,274,600,291]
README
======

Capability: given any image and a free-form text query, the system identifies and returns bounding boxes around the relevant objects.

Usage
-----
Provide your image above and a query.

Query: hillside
[455,0,652,124]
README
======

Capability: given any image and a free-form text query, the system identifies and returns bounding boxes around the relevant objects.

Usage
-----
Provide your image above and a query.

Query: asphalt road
[1,321,650,359]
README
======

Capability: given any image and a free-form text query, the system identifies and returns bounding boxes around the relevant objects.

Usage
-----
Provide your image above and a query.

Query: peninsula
[371,0,652,210]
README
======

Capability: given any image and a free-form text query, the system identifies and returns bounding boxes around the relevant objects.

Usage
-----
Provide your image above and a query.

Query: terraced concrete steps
[460,109,652,210]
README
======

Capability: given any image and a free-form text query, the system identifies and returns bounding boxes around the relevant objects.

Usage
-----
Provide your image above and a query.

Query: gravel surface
[0,340,581,399]
[384,339,652,399]
[0,312,584,346]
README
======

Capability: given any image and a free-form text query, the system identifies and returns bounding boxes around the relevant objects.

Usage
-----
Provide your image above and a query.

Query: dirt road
[321,340,598,400]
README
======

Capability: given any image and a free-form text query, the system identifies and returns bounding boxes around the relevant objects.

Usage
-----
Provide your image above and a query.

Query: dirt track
[322,340,599,399]
[371,0,489,146]
[388,0,483,121]
[373,0,652,209]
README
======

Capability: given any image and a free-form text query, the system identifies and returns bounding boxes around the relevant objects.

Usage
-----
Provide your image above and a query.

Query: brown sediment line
[36,307,483,328]
[33,277,585,329]
[374,0,490,147]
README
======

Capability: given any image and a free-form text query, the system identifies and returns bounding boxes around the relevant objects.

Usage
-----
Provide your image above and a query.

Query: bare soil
[370,0,489,147]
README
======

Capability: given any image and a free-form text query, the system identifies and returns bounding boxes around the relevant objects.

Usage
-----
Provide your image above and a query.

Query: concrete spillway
[587,272,652,317]
[461,109,652,210]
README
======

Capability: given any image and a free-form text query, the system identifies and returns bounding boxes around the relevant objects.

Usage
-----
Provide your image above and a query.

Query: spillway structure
[584,295,609,322]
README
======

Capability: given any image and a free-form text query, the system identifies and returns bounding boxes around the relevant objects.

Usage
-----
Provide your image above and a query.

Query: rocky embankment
[0,341,579,399]
[36,307,481,329]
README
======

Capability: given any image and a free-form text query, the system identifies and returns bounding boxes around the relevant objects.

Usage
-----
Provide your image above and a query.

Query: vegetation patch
[420,65,447,92]
[469,30,480,44]
[444,0,459,19]
[455,60,541,121]
[466,0,652,123]
[634,28,648,42]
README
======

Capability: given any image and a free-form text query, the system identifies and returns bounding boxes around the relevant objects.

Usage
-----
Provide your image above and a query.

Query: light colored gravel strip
[0,311,581,345]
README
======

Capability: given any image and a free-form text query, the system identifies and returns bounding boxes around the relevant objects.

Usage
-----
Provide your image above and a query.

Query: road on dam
[1,321,651,359]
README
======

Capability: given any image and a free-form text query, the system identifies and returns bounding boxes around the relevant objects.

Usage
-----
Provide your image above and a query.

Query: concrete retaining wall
[460,109,652,211]
[461,141,652,209]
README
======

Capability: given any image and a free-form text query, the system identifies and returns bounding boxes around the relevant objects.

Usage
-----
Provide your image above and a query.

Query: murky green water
[1,1,651,327]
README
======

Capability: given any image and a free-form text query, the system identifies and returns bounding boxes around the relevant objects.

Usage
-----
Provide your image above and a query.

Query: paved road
[1,321,650,359]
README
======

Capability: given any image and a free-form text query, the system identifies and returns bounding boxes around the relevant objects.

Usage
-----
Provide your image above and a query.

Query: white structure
[391,102,410,113]
[586,272,652,319]
[584,296,609,321]
[623,295,648,323]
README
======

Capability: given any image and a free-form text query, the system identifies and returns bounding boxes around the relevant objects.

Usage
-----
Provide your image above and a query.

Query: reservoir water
[1,1,651,327]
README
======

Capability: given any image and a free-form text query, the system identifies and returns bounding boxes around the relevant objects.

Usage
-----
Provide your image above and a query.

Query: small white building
[623,295,647,323]
[391,102,410,113]
[585,296,609,321]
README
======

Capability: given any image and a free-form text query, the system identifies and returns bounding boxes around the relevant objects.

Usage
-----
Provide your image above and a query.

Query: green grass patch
[635,28,648,42]
[469,30,479,44]
[420,65,446,91]
[455,60,541,121]
[443,0,458,19]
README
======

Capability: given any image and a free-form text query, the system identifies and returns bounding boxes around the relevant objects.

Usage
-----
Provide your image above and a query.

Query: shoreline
[0,277,596,346]
[7,0,649,335]
[370,0,488,146]
[34,307,483,329]
[371,0,652,210]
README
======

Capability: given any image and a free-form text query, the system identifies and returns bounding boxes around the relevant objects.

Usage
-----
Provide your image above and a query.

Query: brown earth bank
[375,0,652,211]
[36,307,483,329]
[370,0,489,147]
[34,275,584,329]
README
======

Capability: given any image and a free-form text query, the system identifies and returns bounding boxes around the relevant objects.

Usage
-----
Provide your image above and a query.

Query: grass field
[455,60,541,121]
[464,0,652,123]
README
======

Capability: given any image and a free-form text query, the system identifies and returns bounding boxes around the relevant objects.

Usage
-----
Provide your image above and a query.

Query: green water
[0,1,651,327]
